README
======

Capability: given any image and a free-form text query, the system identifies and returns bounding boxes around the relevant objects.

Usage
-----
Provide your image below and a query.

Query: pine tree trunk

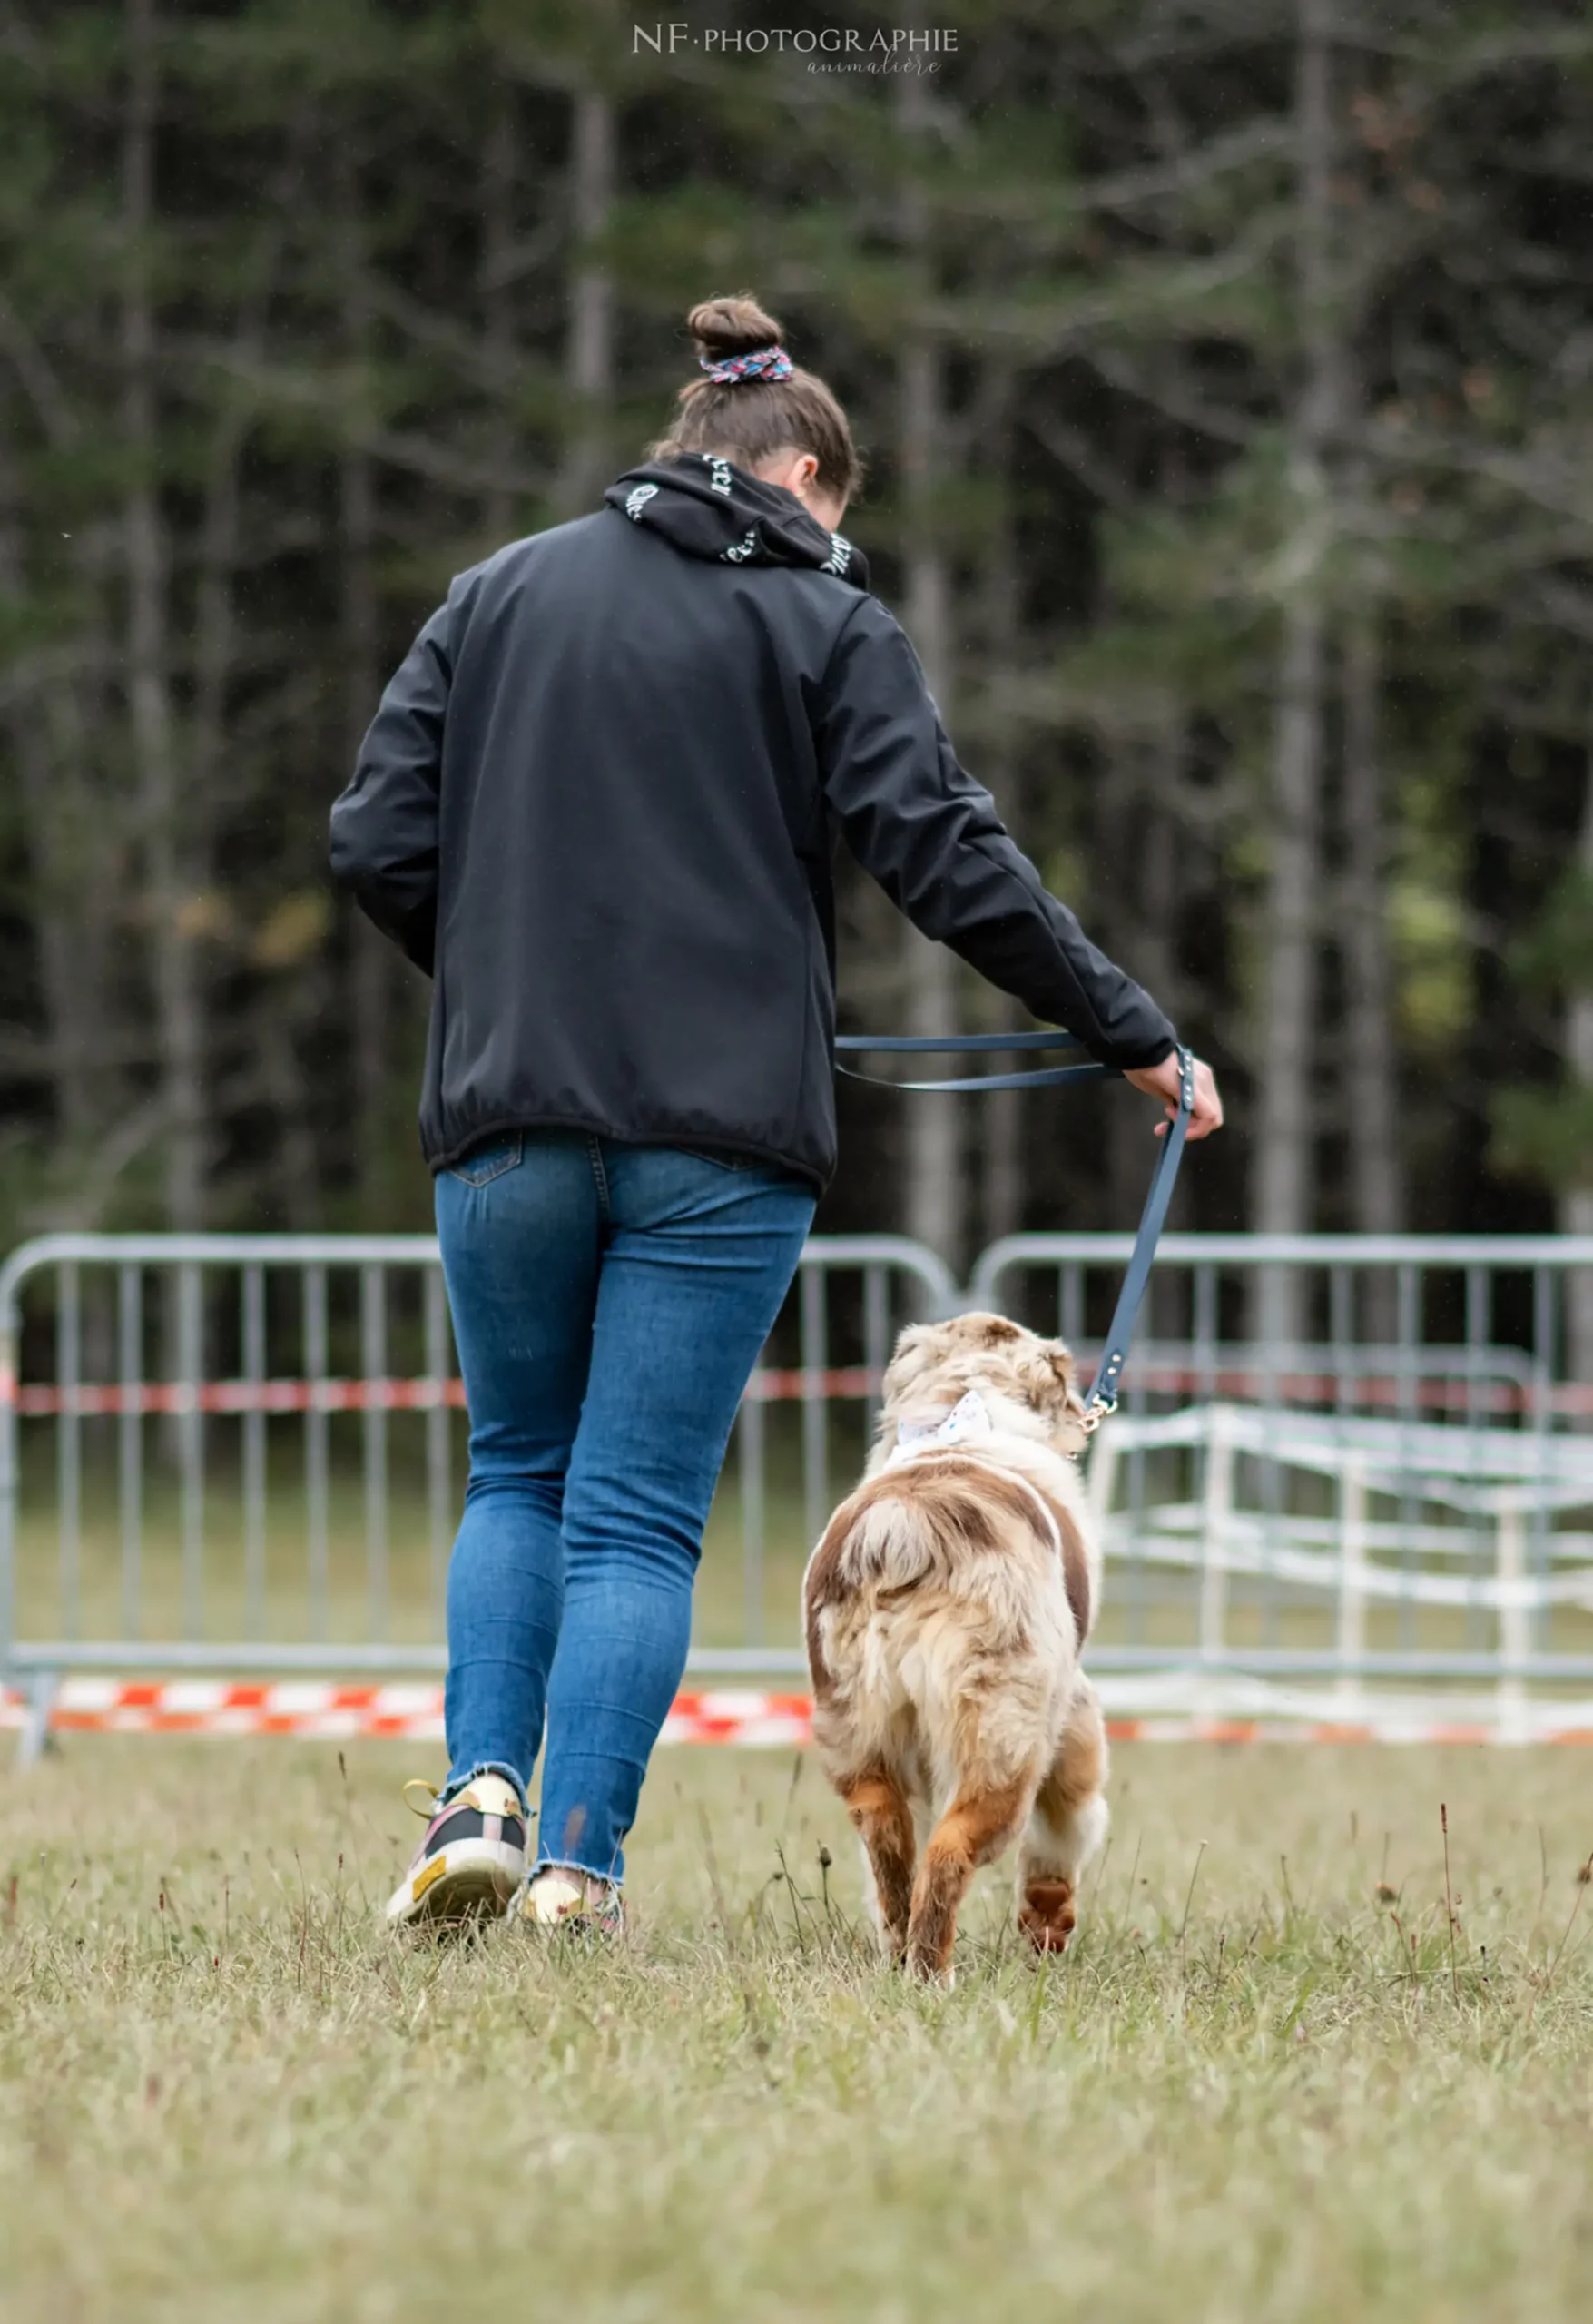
[1252,0,1337,1342]
[263,996,321,1226]
[123,0,204,1230]
[0,412,103,1160]
[556,85,615,520]
[1562,743,1593,1384]
[1254,599,1325,1337]
[343,448,388,1213]
[479,84,517,547]
[896,335,962,1269]
[1342,617,1402,1243]
[339,153,388,1216]
[975,386,1025,1248]
[895,69,961,1270]
[12,724,99,1148]
[190,297,264,1206]
[1100,727,1146,1234]
[1138,720,1179,1007]
[1139,706,1186,1281]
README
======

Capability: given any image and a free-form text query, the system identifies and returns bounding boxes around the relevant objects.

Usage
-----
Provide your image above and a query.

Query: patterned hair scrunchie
[700,344,793,385]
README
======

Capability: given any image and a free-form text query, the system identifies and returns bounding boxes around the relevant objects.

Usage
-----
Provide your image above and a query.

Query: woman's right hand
[1124,1051,1224,1142]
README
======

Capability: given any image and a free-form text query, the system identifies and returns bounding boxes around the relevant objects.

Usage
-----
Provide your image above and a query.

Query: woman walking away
[329,292,1222,1940]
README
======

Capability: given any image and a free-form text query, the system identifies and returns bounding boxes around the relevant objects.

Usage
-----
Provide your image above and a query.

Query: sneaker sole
[386,1839,526,1929]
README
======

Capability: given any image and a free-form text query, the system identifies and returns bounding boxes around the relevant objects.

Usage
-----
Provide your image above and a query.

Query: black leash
[836,1028,1112,1096]
[834,1034,1196,1430]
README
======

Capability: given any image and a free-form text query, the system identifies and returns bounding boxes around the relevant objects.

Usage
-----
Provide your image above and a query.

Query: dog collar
[887,1389,994,1465]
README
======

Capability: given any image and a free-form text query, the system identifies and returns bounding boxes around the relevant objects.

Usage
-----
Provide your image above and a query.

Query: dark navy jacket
[328,452,1176,1191]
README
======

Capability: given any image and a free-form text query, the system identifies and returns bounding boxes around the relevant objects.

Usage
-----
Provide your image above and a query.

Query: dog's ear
[1017,1338,1088,1440]
[1047,1343,1091,1451]
[1046,1343,1083,1411]
[881,1322,940,1403]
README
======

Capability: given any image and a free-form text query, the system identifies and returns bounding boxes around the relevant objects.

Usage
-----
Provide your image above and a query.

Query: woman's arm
[328,598,454,975]
[812,595,1177,1070]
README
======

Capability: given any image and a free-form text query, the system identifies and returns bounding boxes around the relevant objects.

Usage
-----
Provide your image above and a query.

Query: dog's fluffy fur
[801,1310,1108,1981]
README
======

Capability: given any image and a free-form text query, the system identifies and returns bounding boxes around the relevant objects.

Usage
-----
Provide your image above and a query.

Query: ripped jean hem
[530,1855,624,1890]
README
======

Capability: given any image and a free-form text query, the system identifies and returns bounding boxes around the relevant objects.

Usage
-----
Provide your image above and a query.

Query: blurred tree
[2,0,1592,1276]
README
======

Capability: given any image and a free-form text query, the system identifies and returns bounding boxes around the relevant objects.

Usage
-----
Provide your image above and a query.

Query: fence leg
[1199,1405,1232,1689]
[1495,1492,1528,1743]
[16,1669,59,1769]
[739,1390,766,1651]
[1085,1420,1118,1533]
[1336,1456,1366,1705]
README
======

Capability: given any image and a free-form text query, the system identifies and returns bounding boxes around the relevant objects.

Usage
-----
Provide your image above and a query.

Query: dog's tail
[803,1483,939,1701]
[831,1489,939,1605]
[807,1458,1031,1612]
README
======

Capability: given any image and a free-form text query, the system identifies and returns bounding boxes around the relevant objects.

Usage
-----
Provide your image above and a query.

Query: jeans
[434,1128,815,1886]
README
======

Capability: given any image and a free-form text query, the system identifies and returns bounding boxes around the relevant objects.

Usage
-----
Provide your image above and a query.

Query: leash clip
[836,1031,1195,1445]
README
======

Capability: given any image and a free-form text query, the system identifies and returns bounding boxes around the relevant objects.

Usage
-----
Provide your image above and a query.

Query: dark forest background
[5,0,1593,1279]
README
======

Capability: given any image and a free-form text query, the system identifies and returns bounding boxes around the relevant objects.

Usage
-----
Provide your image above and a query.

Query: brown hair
[645,292,864,503]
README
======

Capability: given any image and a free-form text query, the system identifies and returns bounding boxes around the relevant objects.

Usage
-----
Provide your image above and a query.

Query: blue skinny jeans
[434,1128,814,1886]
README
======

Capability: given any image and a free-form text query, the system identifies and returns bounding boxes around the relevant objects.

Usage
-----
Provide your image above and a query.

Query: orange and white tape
[3,1680,1593,1745]
[1104,1714,1593,1745]
[4,1368,881,1418]
[15,1366,1593,1419]
[0,1680,813,1746]
[0,1679,455,1739]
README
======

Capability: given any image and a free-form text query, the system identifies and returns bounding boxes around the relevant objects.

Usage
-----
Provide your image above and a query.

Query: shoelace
[404,1776,531,1827]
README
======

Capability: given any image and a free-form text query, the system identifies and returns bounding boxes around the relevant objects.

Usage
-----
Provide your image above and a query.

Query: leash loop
[835,1033,1196,1428]
[834,1030,1109,1098]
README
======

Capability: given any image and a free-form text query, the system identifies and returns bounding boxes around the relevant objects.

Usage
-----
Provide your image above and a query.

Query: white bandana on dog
[887,1389,995,1466]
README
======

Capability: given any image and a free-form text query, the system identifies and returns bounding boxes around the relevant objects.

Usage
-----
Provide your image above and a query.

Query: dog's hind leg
[841,1768,918,1960]
[904,1775,1031,1983]
[1017,1679,1109,1955]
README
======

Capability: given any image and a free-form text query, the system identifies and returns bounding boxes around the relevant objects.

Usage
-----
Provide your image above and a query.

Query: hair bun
[687,293,785,366]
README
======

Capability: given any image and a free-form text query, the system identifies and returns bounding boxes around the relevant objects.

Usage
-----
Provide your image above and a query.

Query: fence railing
[5,1231,1593,1745]
[0,1232,952,1682]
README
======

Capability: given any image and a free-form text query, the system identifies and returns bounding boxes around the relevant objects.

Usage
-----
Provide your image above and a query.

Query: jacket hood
[604,452,870,591]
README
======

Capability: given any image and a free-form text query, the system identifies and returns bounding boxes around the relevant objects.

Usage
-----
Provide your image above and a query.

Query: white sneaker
[385,1775,528,1930]
[516,1866,626,1939]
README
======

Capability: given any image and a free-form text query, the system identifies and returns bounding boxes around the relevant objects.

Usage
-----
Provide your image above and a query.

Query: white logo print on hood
[603,463,872,592]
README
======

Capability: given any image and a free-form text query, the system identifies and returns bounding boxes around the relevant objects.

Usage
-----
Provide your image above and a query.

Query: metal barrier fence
[0,1231,952,1699]
[978,1233,1593,1737]
[5,1230,1593,1748]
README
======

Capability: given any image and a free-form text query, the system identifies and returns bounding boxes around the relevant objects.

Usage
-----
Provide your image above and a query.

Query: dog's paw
[909,1960,956,1990]
[1018,1878,1077,1955]
[903,1944,955,1987]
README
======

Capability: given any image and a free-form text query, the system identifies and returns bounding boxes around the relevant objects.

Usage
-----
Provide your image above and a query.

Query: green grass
[3,1738,1591,2321]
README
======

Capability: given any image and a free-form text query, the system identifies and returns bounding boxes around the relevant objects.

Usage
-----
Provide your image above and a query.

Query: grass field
[3,1738,1591,2322]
